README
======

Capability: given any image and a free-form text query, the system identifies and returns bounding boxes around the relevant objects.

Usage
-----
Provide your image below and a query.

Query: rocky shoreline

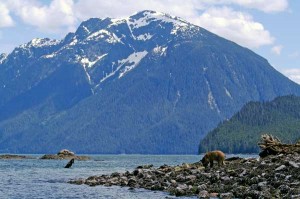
[70,153,300,198]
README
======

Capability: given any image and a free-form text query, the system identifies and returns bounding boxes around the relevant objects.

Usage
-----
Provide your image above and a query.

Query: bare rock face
[40,149,90,160]
[57,149,75,156]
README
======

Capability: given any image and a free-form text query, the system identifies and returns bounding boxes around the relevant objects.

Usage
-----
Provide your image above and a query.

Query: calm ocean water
[0,154,256,199]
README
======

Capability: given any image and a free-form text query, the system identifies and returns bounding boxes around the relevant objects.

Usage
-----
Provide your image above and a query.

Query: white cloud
[271,45,283,55]
[214,0,289,13]
[194,7,274,48]
[5,0,76,33]
[281,68,300,84]
[1,0,279,49]
[0,2,14,27]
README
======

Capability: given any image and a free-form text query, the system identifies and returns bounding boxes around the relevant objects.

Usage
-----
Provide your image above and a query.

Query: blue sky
[0,0,299,83]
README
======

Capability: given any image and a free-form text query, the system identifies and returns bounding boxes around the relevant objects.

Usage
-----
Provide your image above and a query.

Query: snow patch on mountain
[206,79,220,113]
[119,51,148,78]
[87,29,122,43]
[21,38,60,48]
[127,10,190,33]
[136,33,153,41]
[153,46,167,56]
[44,53,57,58]
[82,25,91,34]
[109,18,127,28]
[69,37,78,46]
[224,87,233,99]
[173,90,181,111]
[80,54,108,68]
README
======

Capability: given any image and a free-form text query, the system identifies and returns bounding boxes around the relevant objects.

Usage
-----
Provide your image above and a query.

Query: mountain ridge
[0,10,300,154]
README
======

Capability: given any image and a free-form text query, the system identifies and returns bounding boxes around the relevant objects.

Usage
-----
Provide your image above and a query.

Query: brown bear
[201,150,225,168]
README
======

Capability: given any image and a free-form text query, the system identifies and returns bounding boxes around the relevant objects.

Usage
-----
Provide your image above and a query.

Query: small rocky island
[69,135,300,198]
[40,149,91,160]
[0,154,34,159]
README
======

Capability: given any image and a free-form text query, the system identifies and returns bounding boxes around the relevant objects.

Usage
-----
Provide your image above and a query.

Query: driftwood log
[258,134,300,158]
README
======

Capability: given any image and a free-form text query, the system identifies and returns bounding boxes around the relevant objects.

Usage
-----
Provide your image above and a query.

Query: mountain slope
[0,10,300,154]
[199,95,300,154]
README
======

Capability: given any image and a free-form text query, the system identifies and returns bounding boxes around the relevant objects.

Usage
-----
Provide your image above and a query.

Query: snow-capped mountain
[0,10,300,154]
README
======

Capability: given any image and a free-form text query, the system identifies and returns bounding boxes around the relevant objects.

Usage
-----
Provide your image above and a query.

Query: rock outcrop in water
[0,154,34,159]
[40,149,90,160]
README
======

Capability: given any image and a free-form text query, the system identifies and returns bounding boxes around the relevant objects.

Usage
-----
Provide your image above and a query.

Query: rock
[197,184,207,191]
[174,166,182,172]
[209,193,219,198]
[220,192,233,199]
[111,172,120,178]
[258,181,267,187]
[198,190,209,198]
[170,180,177,187]
[127,178,137,187]
[182,163,190,169]
[58,149,75,156]
[285,175,292,181]
[133,169,142,176]
[289,161,299,168]
[136,164,153,169]
[176,174,186,182]
[275,165,286,171]
[221,176,231,181]
[186,175,196,181]
[239,169,247,177]
[68,178,85,185]
[174,186,187,196]
[226,157,243,161]
[278,184,290,194]
[290,188,300,195]
[86,178,98,186]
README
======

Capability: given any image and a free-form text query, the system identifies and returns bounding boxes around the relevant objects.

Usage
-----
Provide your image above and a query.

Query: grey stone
[198,190,209,198]
[289,161,299,168]
[197,184,207,191]
[220,192,233,199]
[275,165,286,171]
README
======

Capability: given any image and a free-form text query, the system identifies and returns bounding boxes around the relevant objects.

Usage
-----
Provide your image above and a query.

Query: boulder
[57,149,75,156]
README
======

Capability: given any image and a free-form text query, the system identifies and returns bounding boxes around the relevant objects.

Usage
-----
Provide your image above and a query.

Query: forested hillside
[199,95,300,154]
